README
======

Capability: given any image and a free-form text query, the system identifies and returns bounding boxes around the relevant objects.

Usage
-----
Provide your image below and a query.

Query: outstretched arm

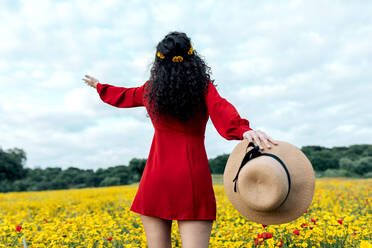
[83,74,147,108]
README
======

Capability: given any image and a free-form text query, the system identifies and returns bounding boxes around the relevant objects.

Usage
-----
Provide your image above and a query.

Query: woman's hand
[82,74,100,89]
[243,129,278,150]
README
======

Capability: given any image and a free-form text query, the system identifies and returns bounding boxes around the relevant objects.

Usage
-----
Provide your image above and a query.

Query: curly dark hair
[144,31,216,124]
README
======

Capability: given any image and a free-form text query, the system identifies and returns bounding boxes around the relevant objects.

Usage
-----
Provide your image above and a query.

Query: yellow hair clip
[157,45,192,62]
[188,44,193,55]
[172,56,183,62]
[157,51,165,59]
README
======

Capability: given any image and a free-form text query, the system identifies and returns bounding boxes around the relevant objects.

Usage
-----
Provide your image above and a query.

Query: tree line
[0,144,371,193]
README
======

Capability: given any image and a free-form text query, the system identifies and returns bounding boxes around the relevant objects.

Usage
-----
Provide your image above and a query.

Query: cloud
[0,0,371,169]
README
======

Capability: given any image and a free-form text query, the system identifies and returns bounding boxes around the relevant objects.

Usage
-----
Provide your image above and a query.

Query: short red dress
[96,80,252,220]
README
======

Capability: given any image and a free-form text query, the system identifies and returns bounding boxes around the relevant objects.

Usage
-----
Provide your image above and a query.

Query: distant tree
[208,154,229,174]
[339,156,372,176]
[354,156,372,175]
[61,167,85,187]
[99,176,121,187]
[0,147,27,180]
[109,165,131,184]
[322,169,354,177]
[343,144,370,160]
[0,179,13,192]
[12,178,32,192]
[339,157,354,172]
[332,146,349,154]
[361,146,372,156]
[301,145,325,154]
[2,143,372,192]
[308,149,339,171]
[44,167,62,178]
[25,167,44,182]
[127,158,147,181]
[49,175,69,189]
[81,169,98,187]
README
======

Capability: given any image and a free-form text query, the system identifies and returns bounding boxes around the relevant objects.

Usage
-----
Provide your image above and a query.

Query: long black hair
[144,31,215,124]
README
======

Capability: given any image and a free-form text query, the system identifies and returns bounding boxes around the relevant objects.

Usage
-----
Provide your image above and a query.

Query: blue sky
[1,0,371,170]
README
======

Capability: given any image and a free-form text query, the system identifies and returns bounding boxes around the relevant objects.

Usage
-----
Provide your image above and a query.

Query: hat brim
[223,140,315,225]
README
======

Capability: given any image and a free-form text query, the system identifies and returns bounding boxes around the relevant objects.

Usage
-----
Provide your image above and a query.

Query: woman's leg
[177,220,214,248]
[140,214,173,248]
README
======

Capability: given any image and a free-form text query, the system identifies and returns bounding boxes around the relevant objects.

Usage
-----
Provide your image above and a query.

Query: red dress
[96,80,252,220]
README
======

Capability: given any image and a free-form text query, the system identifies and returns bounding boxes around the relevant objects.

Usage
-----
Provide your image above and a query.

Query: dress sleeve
[96,81,147,108]
[204,81,253,140]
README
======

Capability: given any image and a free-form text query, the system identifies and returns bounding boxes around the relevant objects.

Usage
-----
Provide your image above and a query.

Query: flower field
[0,178,371,247]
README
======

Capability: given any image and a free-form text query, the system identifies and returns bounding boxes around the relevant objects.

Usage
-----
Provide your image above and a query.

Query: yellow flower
[360,240,372,248]
[157,51,165,59]
[0,178,371,247]
[172,56,183,62]
[188,44,193,55]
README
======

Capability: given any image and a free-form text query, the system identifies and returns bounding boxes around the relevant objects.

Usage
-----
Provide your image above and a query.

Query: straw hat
[223,140,315,225]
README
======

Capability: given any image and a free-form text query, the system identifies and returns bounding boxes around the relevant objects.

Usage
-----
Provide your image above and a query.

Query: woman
[83,31,278,248]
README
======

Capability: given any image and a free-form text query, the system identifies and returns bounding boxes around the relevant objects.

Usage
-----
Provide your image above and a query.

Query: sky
[0,0,371,170]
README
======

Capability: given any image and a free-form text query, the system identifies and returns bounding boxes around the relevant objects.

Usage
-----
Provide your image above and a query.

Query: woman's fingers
[85,75,98,82]
[243,131,253,143]
[256,130,271,149]
[243,130,279,150]
[260,131,279,145]
[243,130,263,150]
[259,130,279,147]
[267,136,279,145]
[250,131,264,150]
[82,78,92,85]
[82,75,99,88]
[82,78,89,85]
[83,75,92,83]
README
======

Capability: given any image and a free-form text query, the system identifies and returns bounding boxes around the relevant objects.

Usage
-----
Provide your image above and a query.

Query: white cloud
[0,0,371,170]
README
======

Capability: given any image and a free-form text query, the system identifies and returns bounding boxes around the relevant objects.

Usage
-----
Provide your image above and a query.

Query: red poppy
[262,224,268,228]
[107,236,113,241]
[256,231,273,243]
[293,229,300,235]
[311,218,317,224]
[337,219,343,225]
[263,232,273,239]
[15,225,22,232]
[300,223,309,228]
